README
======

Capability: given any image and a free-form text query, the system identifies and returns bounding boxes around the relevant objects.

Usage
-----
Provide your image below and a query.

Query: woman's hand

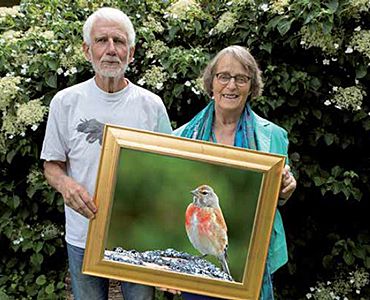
[156,287,181,295]
[278,165,297,205]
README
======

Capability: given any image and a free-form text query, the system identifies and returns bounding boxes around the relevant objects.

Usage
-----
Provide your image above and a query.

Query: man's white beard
[92,60,128,78]
[90,49,129,78]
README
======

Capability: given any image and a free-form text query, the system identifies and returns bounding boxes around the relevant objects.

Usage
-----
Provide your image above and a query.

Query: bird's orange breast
[186,204,211,223]
[185,204,214,234]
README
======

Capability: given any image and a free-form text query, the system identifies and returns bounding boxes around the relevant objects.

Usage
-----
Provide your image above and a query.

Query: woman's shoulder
[252,110,287,136]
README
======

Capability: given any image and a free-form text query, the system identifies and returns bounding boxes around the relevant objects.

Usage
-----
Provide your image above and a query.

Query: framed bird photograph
[83,125,285,300]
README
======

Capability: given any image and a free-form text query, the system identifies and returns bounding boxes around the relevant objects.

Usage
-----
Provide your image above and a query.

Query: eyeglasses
[215,72,251,86]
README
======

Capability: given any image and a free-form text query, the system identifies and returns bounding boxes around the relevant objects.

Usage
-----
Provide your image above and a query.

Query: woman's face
[212,54,251,116]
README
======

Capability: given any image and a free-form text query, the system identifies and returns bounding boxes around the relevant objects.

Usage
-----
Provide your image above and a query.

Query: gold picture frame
[83,125,285,300]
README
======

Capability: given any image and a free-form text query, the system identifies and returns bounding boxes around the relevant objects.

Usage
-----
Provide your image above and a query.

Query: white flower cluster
[1,29,23,42]
[0,76,22,111]
[142,15,164,34]
[137,66,168,90]
[350,30,370,60]
[345,0,370,18]
[59,44,86,75]
[0,6,22,19]
[165,0,205,21]
[229,0,255,6]
[300,26,342,55]
[144,40,169,59]
[306,268,369,299]
[325,86,366,111]
[27,168,48,187]
[270,0,290,15]
[17,99,48,127]
[211,11,238,35]
[2,98,48,138]
[184,77,204,96]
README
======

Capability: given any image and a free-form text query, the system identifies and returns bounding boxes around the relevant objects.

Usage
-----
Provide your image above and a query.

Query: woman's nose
[226,77,237,88]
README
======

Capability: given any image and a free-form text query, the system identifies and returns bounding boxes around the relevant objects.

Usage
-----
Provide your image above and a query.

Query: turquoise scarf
[180,100,258,150]
[178,100,274,300]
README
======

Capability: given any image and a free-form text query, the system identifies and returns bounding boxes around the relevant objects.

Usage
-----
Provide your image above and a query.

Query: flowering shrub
[0,0,369,299]
[306,268,369,300]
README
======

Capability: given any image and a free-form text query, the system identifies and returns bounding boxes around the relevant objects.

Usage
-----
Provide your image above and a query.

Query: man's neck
[95,75,128,93]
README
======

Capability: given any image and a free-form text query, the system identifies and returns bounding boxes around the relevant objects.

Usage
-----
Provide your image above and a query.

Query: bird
[185,184,231,276]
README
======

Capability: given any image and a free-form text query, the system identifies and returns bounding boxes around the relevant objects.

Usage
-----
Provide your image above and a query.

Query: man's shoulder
[128,82,162,103]
[54,78,93,98]
[173,123,188,136]
[50,78,93,109]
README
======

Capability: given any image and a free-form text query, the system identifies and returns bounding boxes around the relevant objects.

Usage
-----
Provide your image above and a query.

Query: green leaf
[322,20,333,34]
[363,119,370,131]
[31,253,44,266]
[47,60,58,71]
[6,150,16,164]
[267,16,284,30]
[322,255,333,269]
[313,176,324,186]
[324,0,339,13]
[173,84,184,98]
[194,20,201,35]
[35,241,44,253]
[56,282,65,289]
[277,18,294,36]
[356,65,367,79]
[45,283,55,294]
[343,251,355,265]
[312,109,322,120]
[13,196,20,209]
[45,73,57,88]
[304,13,316,25]
[331,166,342,177]
[353,247,366,260]
[0,290,10,300]
[260,42,272,53]
[36,275,46,286]
[365,257,370,268]
[324,133,334,145]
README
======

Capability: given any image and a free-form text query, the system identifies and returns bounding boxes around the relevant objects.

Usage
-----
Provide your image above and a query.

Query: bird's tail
[219,254,231,277]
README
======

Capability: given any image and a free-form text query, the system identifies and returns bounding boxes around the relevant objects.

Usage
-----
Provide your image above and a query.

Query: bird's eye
[201,191,208,195]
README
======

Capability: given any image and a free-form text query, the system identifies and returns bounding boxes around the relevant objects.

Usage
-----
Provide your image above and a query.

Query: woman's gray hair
[202,45,263,99]
[83,7,136,48]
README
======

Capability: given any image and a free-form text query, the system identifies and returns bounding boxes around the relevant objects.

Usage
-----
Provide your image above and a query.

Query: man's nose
[106,39,117,55]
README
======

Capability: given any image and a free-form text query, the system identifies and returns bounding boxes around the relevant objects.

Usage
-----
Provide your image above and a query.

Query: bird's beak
[190,189,198,196]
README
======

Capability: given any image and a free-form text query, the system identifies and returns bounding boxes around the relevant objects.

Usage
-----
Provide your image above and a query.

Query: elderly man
[41,7,172,300]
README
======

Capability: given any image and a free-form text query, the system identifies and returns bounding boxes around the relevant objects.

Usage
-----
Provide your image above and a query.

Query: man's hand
[43,161,97,219]
[59,175,97,219]
[279,165,297,205]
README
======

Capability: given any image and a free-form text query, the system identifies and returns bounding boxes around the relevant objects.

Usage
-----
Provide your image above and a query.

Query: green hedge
[0,0,369,299]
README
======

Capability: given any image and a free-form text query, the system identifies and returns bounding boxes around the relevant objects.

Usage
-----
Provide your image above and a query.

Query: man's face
[83,18,135,78]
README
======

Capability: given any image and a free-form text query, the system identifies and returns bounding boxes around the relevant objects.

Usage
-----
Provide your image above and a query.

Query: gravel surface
[106,248,233,281]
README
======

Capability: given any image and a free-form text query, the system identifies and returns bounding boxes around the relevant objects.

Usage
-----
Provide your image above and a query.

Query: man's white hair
[83,7,135,47]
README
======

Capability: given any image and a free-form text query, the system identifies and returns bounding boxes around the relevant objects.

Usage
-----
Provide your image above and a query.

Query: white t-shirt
[41,78,172,248]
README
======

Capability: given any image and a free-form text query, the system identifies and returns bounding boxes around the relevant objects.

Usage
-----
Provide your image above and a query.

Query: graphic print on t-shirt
[76,118,105,145]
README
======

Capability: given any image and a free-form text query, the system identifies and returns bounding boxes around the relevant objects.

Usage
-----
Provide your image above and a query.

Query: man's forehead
[91,19,128,37]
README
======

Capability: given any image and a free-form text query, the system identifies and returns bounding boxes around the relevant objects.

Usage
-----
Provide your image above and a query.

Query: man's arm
[43,161,97,219]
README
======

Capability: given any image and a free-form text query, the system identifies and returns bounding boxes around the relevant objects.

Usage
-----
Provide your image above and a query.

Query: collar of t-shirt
[92,77,132,102]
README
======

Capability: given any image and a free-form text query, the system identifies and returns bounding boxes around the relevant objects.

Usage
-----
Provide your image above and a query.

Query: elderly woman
[174,45,296,300]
